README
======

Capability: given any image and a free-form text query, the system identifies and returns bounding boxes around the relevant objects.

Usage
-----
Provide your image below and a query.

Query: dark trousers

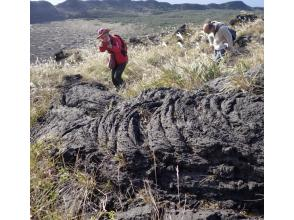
[213,49,226,62]
[112,62,127,89]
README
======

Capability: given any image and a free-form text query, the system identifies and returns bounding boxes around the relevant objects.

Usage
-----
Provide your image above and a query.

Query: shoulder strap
[213,23,224,35]
[110,36,115,47]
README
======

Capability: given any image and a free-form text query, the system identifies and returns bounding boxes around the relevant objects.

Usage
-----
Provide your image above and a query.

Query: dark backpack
[114,34,128,57]
[228,28,237,42]
[214,23,237,43]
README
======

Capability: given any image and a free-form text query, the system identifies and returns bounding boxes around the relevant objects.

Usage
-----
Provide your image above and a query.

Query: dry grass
[30,139,116,219]
[31,19,263,100]
[30,19,264,125]
[138,180,160,218]
[237,19,264,38]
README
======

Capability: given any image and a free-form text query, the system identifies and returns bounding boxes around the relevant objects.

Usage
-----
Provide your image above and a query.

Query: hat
[97,28,110,39]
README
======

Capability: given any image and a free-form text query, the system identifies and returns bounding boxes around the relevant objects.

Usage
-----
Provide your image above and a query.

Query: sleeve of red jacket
[99,42,108,52]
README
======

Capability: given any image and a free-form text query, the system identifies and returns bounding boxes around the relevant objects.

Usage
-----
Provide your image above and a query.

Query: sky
[42,0,264,7]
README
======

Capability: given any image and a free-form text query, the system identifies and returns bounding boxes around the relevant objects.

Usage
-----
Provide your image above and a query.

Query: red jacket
[99,35,128,65]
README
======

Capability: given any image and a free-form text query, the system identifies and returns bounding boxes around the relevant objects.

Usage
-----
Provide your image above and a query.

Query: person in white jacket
[203,21,234,62]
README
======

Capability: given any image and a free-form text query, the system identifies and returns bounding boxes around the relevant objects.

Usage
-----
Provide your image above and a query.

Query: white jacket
[208,24,233,51]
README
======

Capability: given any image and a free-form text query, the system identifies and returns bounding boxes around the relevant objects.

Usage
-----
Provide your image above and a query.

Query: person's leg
[213,49,226,63]
[220,49,226,56]
[111,67,118,88]
[213,50,220,62]
[113,62,127,89]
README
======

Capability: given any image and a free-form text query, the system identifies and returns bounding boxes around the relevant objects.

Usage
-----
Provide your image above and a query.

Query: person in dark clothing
[97,28,128,89]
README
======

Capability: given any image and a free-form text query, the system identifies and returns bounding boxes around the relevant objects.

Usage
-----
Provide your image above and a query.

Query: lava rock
[129,37,145,45]
[235,35,252,47]
[175,24,188,35]
[54,49,82,63]
[230,13,258,26]
[31,70,264,219]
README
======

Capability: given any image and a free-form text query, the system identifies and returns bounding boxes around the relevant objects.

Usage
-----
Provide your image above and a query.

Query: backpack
[228,28,237,42]
[214,23,237,43]
[113,34,128,57]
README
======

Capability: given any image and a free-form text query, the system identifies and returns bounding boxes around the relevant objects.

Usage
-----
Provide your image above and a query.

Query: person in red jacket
[97,28,128,90]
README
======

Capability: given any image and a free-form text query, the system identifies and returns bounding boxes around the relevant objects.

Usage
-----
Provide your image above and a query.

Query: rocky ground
[30,19,150,63]
[31,65,264,219]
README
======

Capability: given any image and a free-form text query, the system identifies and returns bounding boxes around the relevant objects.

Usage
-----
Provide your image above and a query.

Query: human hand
[98,41,104,48]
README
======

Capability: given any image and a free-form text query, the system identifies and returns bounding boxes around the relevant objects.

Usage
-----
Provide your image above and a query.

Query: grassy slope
[30,14,264,219]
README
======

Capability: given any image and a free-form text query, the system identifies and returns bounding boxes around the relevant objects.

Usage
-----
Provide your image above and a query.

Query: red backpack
[114,34,128,57]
